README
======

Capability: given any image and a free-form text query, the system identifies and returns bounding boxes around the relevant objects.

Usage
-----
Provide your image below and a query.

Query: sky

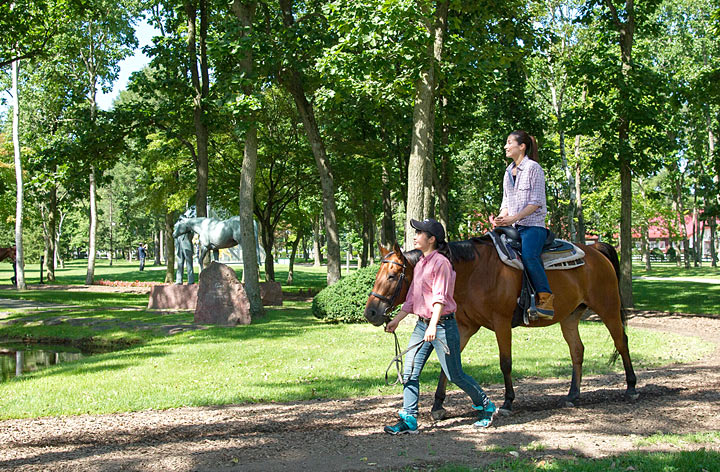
[96,19,158,110]
[1,19,157,118]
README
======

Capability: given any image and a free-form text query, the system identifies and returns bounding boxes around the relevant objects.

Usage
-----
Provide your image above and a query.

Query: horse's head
[364,242,414,326]
[173,219,189,238]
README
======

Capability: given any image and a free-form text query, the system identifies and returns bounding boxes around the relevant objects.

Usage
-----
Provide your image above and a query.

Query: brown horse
[364,238,637,418]
[0,246,16,263]
[1,246,18,286]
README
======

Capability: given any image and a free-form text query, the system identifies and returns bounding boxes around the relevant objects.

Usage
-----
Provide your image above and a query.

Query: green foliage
[312,265,378,323]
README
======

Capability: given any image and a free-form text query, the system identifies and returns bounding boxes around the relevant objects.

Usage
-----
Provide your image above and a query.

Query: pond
[0,344,89,382]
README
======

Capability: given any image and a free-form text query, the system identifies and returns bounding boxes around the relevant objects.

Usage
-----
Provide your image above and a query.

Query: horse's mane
[401,237,491,267]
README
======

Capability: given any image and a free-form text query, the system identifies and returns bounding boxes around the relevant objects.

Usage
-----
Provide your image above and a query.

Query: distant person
[138,244,147,271]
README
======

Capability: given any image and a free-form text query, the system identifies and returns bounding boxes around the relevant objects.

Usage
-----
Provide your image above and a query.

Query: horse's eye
[388,274,396,280]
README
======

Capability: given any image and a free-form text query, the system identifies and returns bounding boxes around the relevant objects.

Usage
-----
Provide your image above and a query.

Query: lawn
[633,279,720,315]
[0,300,713,419]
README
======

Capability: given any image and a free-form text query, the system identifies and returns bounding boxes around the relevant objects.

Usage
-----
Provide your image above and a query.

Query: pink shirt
[401,250,457,319]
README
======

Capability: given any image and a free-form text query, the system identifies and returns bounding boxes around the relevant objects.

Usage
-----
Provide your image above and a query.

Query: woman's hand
[424,324,437,342]
[385,317,401,333]
[494,215,516,227]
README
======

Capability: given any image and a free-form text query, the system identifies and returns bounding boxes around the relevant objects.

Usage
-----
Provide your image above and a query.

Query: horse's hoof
[430,409,446,421]
[626,392,640,401]
[564,400,575,408]
[498,408,512,417]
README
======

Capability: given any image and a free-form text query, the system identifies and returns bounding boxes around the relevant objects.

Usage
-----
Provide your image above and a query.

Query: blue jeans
[517,225,551,294]
[401,317,489,417]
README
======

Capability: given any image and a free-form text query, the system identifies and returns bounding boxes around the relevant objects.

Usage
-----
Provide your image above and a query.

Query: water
[0,344,87,382]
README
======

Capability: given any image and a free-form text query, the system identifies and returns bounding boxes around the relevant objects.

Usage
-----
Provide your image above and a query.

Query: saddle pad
[483,231,586,271]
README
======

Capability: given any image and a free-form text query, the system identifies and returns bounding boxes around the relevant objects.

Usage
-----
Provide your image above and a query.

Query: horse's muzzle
[364,305,387,327]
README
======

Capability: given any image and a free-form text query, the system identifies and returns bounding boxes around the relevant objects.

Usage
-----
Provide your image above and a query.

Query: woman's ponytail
[436,240,455,271]
[510,130,539,162]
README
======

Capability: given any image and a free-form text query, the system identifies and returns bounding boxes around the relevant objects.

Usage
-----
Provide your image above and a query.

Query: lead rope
[384,323,451,386]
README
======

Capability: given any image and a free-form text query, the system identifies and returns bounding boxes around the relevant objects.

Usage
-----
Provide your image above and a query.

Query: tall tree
[229,0,264,318]
[277,0,341,284]
[404,0,449,249]
[12,56,27,289]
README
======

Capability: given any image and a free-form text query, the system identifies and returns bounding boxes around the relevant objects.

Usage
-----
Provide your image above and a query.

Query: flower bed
[94,279,167,288]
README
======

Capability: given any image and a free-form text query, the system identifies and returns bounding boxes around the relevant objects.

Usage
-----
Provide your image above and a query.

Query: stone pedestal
[147,284,199,310]
[194,262,251,326]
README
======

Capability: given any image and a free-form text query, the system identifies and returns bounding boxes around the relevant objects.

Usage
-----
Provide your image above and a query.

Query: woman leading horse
[365,237,638,418]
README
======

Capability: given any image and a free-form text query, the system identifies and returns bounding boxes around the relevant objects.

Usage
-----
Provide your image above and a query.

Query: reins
[384,326,451,386]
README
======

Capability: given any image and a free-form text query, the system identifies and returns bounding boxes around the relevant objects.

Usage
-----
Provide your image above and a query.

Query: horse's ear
[379,244,389,257]
[393,241,404,259]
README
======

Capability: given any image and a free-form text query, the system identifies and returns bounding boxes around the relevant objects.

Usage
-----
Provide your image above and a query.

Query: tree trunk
[380,164,395,249]
[164,211,176,283]
[710,219,717,267]
[312,214,322,266]
[12,57,26,289]
[675,178,691,269]
[436,96,450,232]
[642,229,651,271]
[278,0,340,285]
[261,224,275,282]
[405,0,448,248]
[573,135,586,244]
[185,0,210,218]
[85,165,97,285]
[287,233,301,285]
[46,184,57,282]
[605,0,635,307]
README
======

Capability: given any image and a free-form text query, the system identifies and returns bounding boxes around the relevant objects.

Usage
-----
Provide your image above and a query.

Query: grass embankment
[0,301,713,419]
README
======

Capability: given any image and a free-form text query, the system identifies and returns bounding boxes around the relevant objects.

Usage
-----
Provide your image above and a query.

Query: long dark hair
[422,231,455,271]
[510,130,539,162]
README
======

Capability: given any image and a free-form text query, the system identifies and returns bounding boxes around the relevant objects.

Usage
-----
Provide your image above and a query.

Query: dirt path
[1,311,719,472]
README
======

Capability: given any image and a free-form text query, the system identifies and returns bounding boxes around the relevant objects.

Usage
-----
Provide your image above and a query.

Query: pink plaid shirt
[401,250,457,319]
[500,156,547,228]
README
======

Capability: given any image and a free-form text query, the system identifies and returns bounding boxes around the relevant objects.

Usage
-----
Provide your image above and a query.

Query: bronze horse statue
[365,238,638,418]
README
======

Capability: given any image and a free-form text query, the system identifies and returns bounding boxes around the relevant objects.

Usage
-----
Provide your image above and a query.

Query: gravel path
[1,310,719,472]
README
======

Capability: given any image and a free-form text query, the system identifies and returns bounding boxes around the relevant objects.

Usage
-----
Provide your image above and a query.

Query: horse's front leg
[560,307,586,407]
[494,320,515,415]
[198,247,208,272]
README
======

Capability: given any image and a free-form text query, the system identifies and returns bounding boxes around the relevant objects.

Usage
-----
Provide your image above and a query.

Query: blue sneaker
[472,400,497,428]
[384,411,419,435]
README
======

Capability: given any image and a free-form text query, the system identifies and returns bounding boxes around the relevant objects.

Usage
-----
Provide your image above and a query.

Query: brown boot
[536,292,554,319]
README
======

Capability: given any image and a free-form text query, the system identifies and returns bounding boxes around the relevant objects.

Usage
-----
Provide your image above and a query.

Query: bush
[649,247,665,262]
[312,265,379,323]
[666,246,677,262]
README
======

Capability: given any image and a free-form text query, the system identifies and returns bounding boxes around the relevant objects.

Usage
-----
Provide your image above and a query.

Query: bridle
[369,254,410,323]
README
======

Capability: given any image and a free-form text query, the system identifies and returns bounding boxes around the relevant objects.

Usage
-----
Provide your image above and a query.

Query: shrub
[312,265,379,323]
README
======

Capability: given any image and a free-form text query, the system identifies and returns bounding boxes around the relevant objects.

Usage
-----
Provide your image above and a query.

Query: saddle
[480,227,586,327]
[485,226,585,271]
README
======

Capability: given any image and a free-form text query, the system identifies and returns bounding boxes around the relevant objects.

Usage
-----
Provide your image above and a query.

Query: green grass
[635,431,720,446]
[427,450,720,471]
[0,302,713,419]
[633,261,720,279]
[633,279,720,315]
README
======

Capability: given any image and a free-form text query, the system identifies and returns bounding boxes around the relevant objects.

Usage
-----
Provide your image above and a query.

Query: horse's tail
[594,241,627,365]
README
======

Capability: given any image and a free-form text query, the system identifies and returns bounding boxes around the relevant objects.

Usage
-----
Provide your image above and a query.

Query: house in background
[635,213,719,261]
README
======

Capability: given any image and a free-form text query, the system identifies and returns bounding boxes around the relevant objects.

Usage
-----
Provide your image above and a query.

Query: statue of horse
[174,231,195,284]
[172,217,242,270]
[0,246,17,286]
[364,239,637,418]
